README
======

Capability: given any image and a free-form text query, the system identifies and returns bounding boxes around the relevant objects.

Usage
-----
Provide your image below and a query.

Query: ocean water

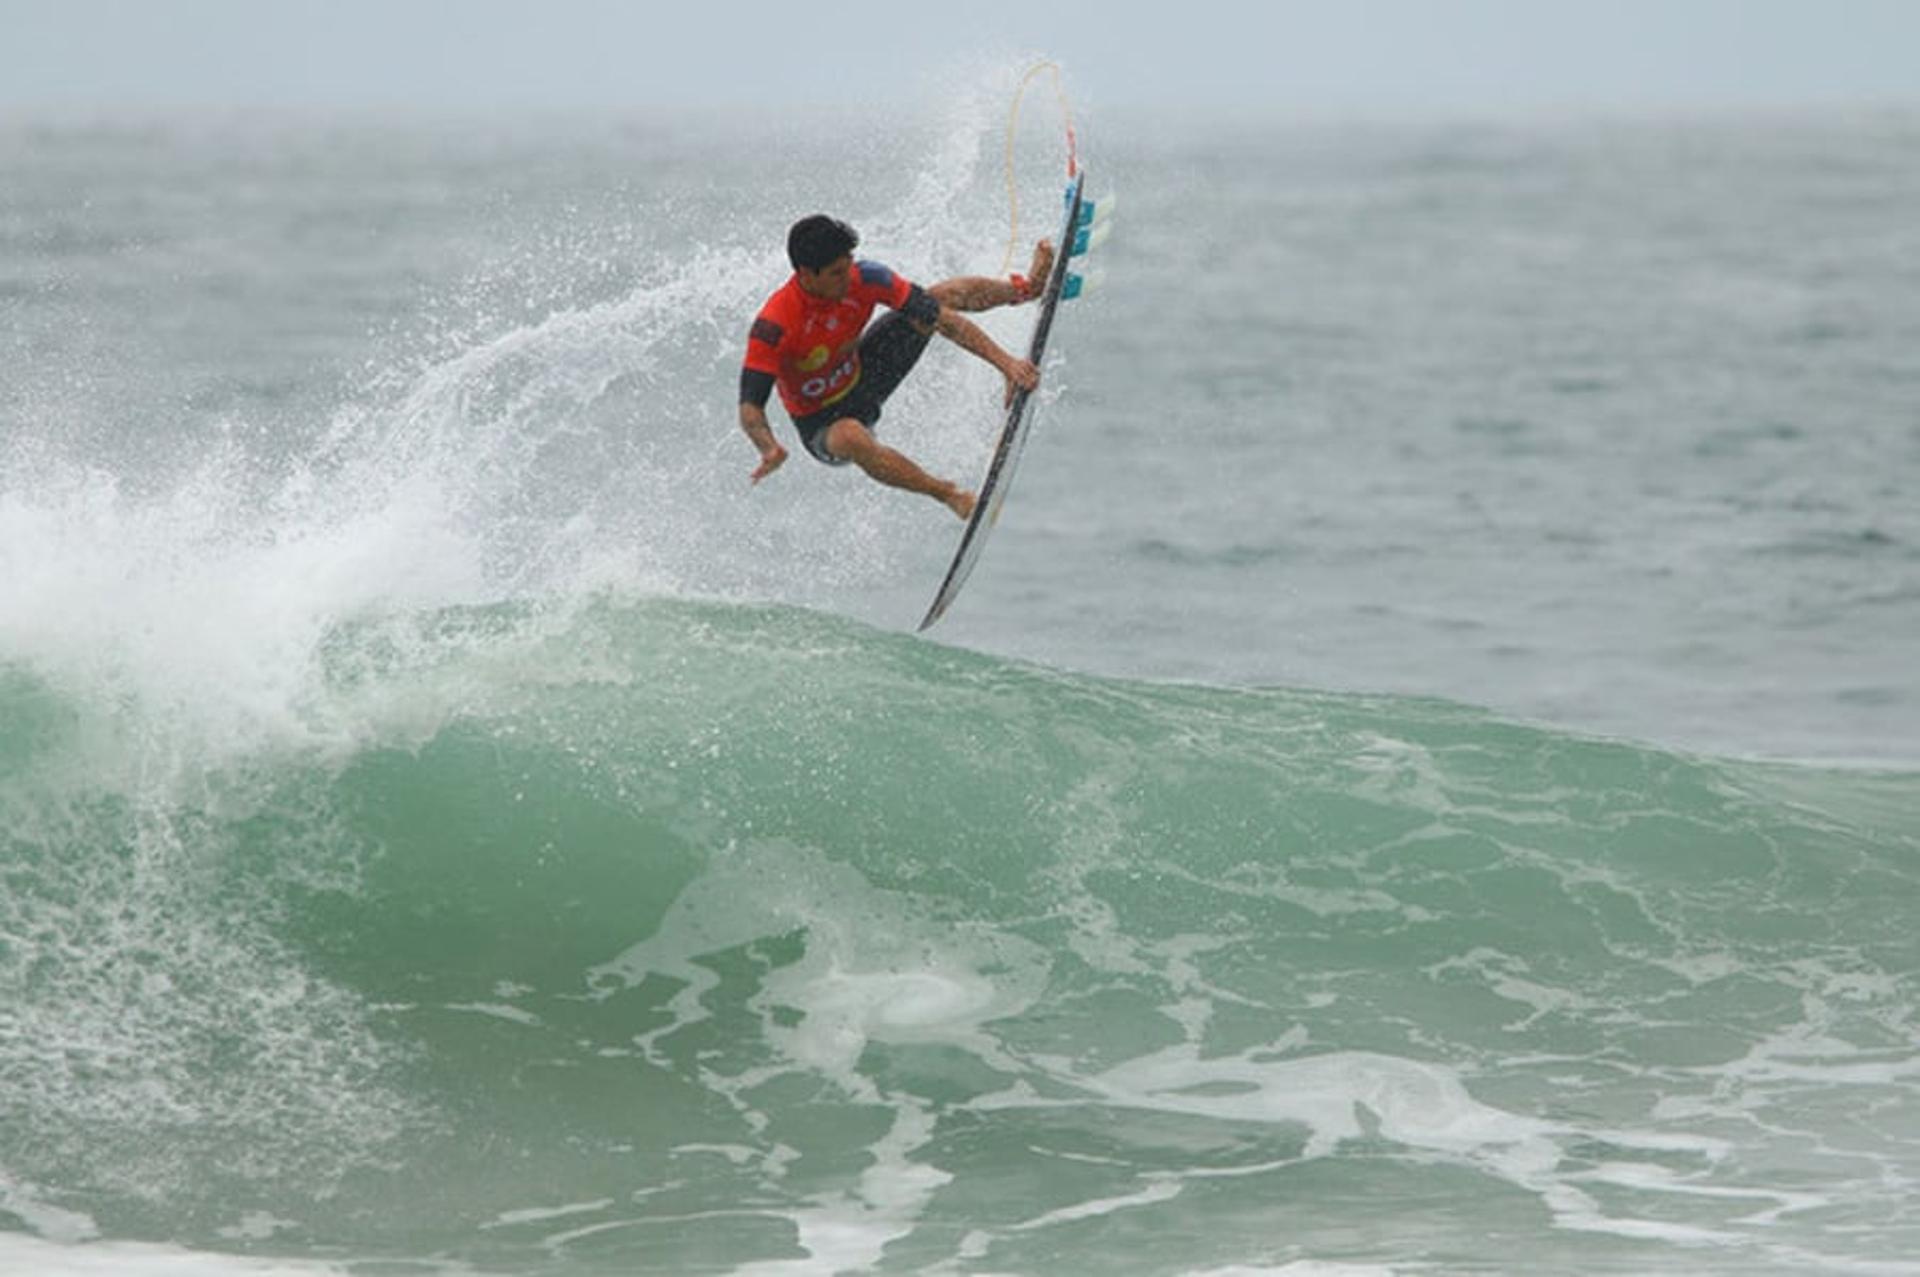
[3,71,1919,1275]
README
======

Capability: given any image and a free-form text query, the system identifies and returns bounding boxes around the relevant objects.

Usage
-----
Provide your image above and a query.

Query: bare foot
[943,486,977,521]
[1026,239,1055,297]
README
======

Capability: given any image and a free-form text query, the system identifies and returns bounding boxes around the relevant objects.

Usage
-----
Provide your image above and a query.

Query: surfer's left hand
[1003,358,1040,406]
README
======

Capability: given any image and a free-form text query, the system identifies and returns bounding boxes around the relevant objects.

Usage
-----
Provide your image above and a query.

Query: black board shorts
[791,312,936,465]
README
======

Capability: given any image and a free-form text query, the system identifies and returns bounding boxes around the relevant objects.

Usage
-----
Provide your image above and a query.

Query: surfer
[738,214,1051,520]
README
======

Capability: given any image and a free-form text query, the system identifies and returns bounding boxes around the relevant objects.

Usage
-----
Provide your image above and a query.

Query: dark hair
[787,215,859,271]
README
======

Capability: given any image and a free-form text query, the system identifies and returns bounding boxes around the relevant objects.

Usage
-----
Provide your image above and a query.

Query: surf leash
[1001,60,1079,276]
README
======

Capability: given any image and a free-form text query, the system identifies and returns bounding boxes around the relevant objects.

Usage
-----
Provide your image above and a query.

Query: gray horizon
[3,0,1918,121]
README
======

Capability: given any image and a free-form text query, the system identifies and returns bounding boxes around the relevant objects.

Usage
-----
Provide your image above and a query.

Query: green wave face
[4,598,1918,1273]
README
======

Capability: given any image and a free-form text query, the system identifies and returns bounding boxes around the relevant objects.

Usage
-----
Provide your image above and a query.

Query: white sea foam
[588,836,1054,1270]
[0,1171,98,1244]
[478,1199,614,1230]
[0,1234,353,1276]
[971,1042,1749,1247]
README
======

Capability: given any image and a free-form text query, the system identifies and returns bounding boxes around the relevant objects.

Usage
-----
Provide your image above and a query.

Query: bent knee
[823,418,874,460]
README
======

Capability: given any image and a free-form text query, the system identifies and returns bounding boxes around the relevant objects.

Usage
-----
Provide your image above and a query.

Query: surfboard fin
[1068,218,1112,258]
[1067,185,1114,258]
[1063,269,1104,300]
[1070,189,1116,228]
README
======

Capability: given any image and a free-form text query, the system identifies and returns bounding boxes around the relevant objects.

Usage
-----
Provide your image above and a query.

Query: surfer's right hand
[751,442,787,484]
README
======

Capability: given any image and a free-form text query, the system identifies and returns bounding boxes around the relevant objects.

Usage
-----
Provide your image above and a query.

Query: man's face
[797,255,853,301]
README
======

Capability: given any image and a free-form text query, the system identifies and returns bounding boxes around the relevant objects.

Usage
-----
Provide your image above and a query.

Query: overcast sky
[3,0,1916,120]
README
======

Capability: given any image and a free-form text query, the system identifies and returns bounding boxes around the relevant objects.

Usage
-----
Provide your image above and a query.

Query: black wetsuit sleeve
[739,368,776,409]
[900,283,940,328]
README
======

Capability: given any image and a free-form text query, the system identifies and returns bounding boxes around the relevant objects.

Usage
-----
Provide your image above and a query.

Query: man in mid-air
[738,215,1052,520]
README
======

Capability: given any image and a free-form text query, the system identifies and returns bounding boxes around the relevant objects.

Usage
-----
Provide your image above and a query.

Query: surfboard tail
[1064,183,1111,299]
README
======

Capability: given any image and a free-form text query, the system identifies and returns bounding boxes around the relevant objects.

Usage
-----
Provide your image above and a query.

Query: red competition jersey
[742,260,928,418]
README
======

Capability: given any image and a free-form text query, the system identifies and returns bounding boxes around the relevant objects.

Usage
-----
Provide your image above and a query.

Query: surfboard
[919,171,1087,631]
